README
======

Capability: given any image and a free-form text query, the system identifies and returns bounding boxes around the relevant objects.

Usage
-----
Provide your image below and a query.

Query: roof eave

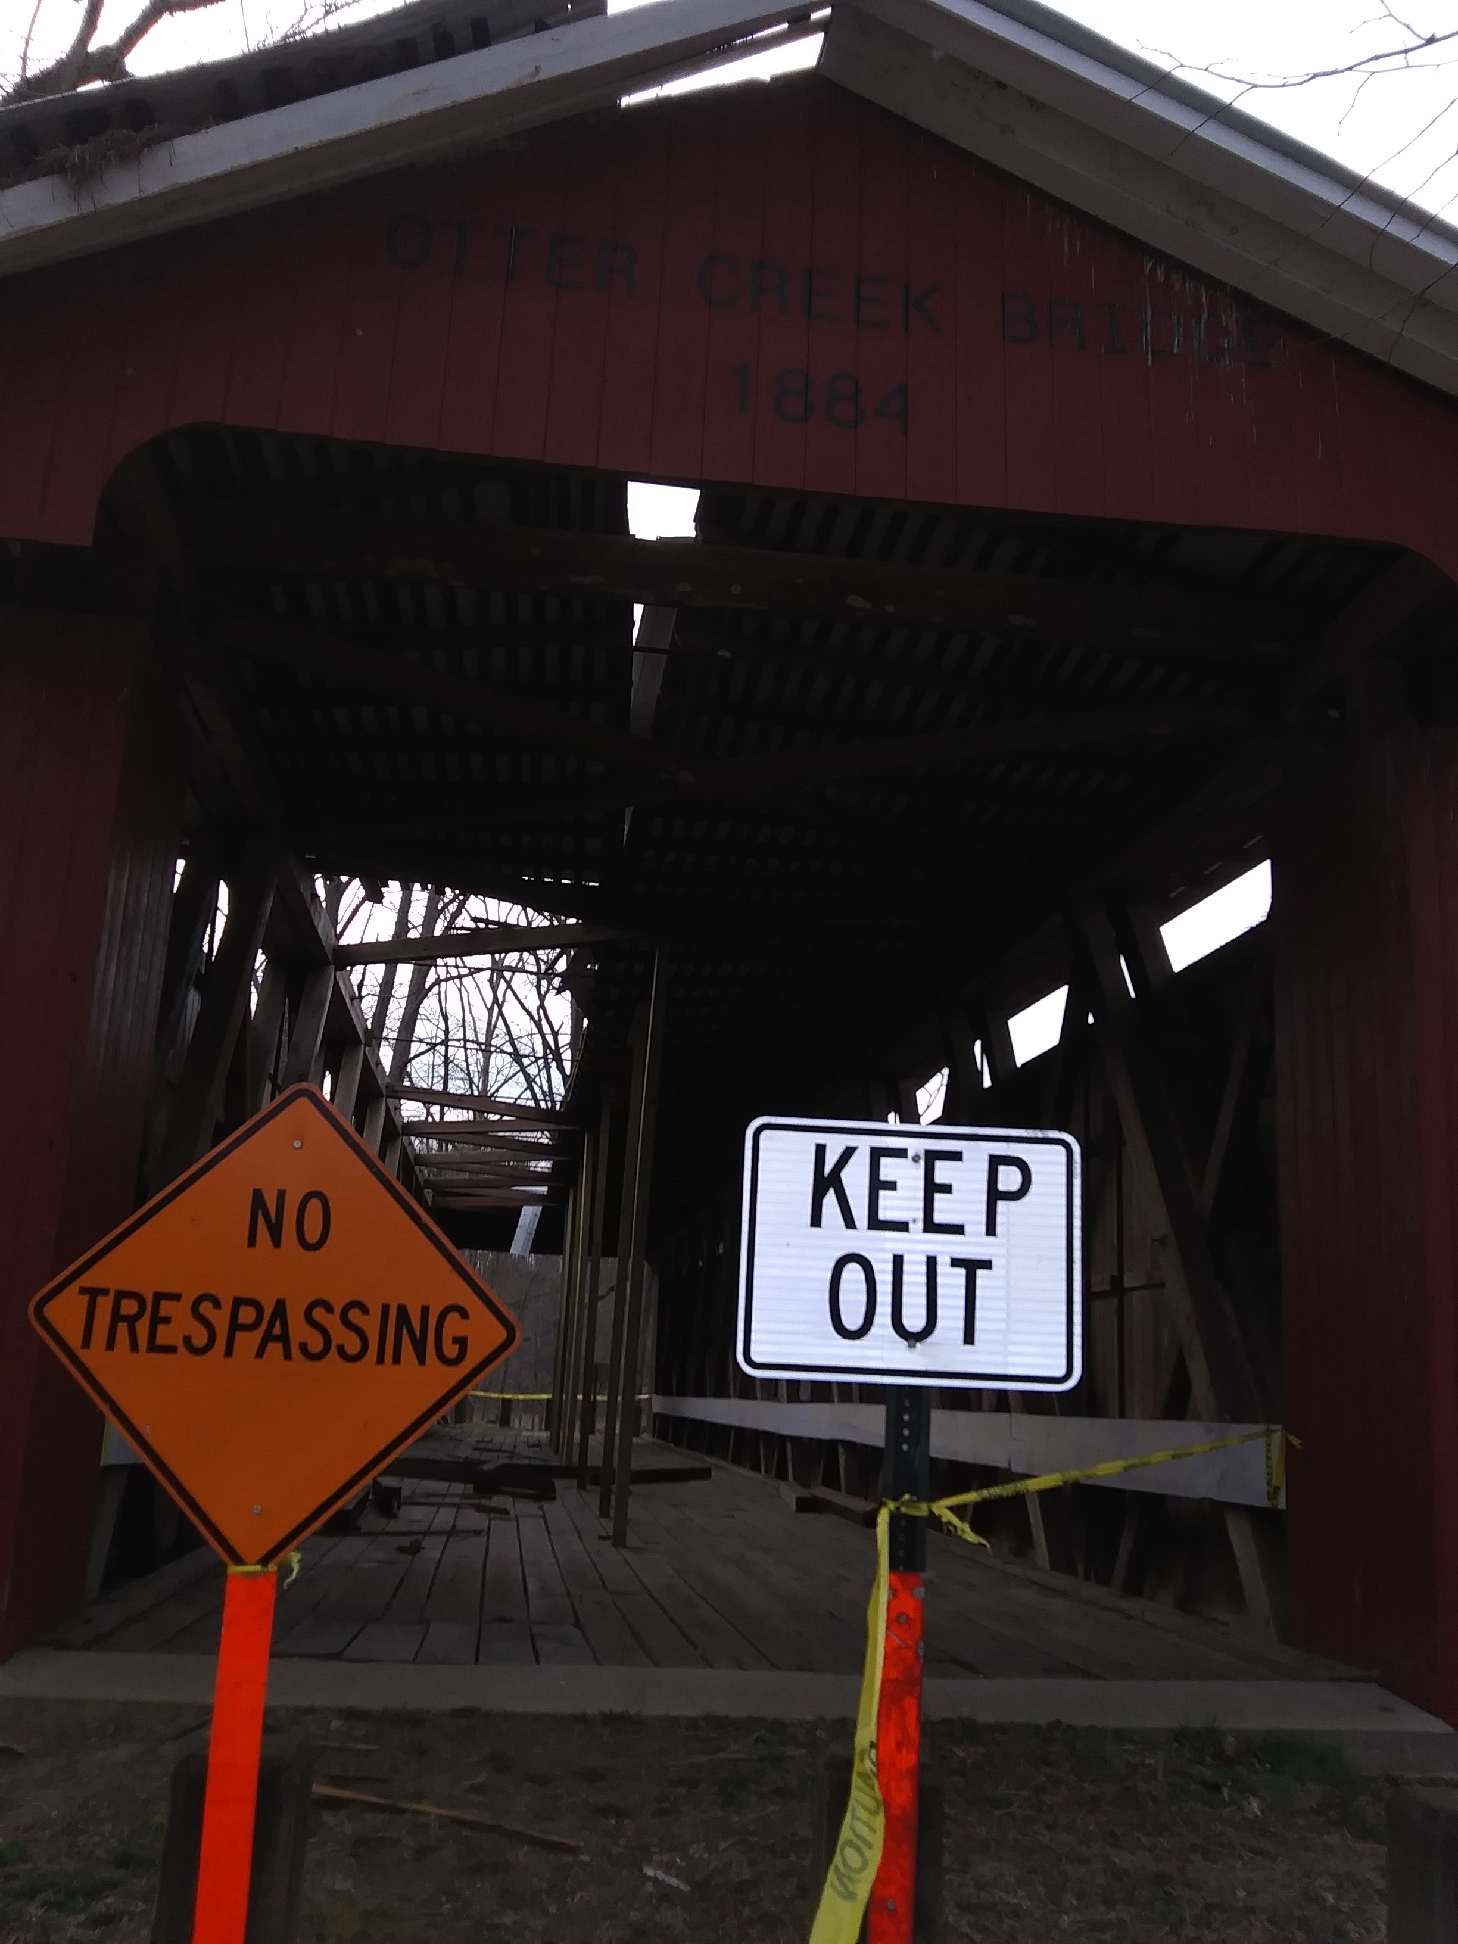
[0,0,803,281]
[825,0,1458,399]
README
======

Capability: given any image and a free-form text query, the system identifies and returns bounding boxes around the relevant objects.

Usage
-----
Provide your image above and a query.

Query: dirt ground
[0,1700,1386,1942]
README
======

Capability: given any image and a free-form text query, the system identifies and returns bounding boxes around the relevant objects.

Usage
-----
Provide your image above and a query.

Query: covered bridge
[4,0,1458,1720]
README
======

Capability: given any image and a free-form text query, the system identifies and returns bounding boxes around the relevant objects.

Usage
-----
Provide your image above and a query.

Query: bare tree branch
[5,0,227,101]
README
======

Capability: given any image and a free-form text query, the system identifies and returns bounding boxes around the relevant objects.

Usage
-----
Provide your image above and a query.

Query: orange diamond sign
[29,1084,519,1565]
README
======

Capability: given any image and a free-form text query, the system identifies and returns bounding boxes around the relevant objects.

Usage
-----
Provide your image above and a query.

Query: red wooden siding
[1274,733,1458,1720]
[1,76,1458,581]
[0,618,180,1656]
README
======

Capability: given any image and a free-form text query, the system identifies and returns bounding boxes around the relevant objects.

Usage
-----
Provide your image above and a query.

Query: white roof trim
[823,0,1458,396]
[0,0,803,278]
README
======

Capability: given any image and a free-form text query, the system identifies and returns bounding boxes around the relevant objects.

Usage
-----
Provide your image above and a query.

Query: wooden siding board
[903,121,956,509]
[850,101,906,505]
[698,90,768,487]
[166,223,238,435]
[594,109,668,478]
[646,114,714,484]
[107,236,187,476]
[0,80,1457,578]
[540,148,616,471]
[330,198,409,447]
[0,620,179,1656]
[489,164,564,464]
[801,88,862,503]
[276,189,354,437]
[221,201,305,435]
[998,185,1054,519]
[382,182,458,453]
[1274,737,1458,1715]
[952,153,1006,510]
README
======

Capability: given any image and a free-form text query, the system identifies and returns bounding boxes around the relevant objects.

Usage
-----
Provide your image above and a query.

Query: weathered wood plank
[344,1620,428,1662]
[477,1621,536,1665]
[481,1520,528,1624]
[417,1621,480,1665]
[532,1623,595,1666]
[517,1512,576,1630]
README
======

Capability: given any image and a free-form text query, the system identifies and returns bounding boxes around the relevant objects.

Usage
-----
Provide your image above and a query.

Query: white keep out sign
[738,1117,1082,1390]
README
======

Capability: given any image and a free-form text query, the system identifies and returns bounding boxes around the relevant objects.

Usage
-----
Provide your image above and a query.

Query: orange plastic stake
[868,1565,925,1944]
[192,1567,278,1944]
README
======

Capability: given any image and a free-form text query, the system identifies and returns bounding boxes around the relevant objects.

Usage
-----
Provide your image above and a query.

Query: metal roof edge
[823,0,1458,400]
[0,0,802,279]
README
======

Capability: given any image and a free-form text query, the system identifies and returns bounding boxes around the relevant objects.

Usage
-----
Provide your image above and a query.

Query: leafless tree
[333,880,575,1114]
[1152,4,1458,220]
[4,0,393,104]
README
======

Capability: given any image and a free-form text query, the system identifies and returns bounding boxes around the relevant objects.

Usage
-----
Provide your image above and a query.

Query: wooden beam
[192,507,1300,649]
[218,616,685,784]
[361,1094,388,1153]
[432,1192,564,1209]
[1069,899,1263,1424]
[608,950,667,1545]
[575,1095,615,1481]
[1283,553,1451,711]
[332,1042,366,1122]
[417,1158,559,1179]
[334,921,627,967]
[281,964,334,1088]
[389,1085,570,1126]
[158,845,275,1182]
[153,842,222,1074]
[234,603,1248,805]
[403,1124,565,1149]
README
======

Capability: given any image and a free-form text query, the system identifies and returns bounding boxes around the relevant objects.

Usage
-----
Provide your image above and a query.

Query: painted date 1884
[730,364,909,433]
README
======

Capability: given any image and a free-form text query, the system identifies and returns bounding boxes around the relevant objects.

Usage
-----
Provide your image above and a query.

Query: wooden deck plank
[533,1623,596,1666]
[556,1485,647,1596]
[477,1621,536,1665]
[614,1548,773,1671]
[614,1590,705,1669]
[68,1431,1356,1683]
[564,1588,649,1667]
[274,1618,362,1657]
[517,1510,576,1629]
[56,1545,219,1648]
[423,1530,488,1627]
[303,1529,417,1626]
[380,1534,450,1624]
[417,1620,480,1665]
[540,1500,609,1600]
[344,1621,429,1662]
[481,1519,528,1624]
[102,1577,224,1653]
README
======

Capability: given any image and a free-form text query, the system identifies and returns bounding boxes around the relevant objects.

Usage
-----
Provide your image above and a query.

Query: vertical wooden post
[576,1094,615,1489]
[547,1185,579,1449]
[159,848,275,1184]
[610,950,666,1547]
[597,1025,646,1516]
[280,966,334,1089]
[331,1043,366,1124]
[561,1154,593,1457]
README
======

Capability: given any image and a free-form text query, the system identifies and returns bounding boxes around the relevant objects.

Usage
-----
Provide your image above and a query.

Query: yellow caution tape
[811,1503,888,1944]
[228,1549,302,1586]
[810,1424,1299,1943]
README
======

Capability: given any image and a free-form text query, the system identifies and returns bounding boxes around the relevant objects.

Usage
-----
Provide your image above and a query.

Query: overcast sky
[8,2,1458,221]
